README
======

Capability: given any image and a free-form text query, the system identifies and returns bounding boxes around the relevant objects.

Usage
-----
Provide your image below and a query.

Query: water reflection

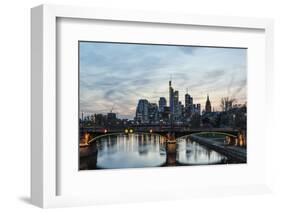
[79,134,228,170]
[177,137,227,165]
[96,134,166,169]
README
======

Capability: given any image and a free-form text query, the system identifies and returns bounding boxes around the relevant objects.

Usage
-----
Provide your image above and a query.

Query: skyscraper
[205,94,212,113]
[169,80,174,122]
[196,103,201,115]
[158,97,167,113]
[148,103,159,123]
[135,99,149,124]
[179,101,184,119]
[173,90,180,121]
[185,90,193,117]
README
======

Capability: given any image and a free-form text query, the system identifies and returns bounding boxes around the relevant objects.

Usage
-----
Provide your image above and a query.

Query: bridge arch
[88,133,123,144]
[88,132,167,144]
[175,131,238,141]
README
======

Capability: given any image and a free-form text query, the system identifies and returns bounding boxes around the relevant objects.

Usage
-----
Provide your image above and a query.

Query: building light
[104,129,108,133]
[125,129,129,134]
[129,129,133,133]
[149,129,153,133]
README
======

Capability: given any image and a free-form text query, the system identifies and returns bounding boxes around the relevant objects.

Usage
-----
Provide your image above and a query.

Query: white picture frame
[31,4,274,208]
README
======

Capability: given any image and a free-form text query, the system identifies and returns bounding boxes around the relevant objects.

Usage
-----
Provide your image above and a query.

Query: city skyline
[80,42,247,119]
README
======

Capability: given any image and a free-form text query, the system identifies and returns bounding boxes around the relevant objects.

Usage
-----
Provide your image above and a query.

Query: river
[79,133,228,170]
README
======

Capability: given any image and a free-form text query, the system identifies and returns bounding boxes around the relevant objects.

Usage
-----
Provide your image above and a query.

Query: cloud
[79,42,247,119]
[204,69,225,78]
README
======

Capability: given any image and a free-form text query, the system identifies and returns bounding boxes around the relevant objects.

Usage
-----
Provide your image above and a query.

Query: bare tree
[220,97,236,111]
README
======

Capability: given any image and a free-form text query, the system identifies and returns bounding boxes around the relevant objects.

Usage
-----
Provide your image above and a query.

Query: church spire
[205,94,212,113]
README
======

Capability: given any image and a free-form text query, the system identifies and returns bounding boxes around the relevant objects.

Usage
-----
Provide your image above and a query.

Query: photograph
[79,41,247,170]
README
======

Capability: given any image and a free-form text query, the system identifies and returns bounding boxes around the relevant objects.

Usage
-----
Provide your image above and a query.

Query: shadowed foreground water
[79,133,228,170]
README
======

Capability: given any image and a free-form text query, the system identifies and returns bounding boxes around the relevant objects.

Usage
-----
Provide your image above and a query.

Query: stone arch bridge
[81,126,239,143]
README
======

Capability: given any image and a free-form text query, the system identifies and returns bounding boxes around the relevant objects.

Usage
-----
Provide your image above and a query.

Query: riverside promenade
[189,135,247,163]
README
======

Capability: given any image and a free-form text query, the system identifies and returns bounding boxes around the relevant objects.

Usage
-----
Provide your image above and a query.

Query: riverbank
[189,135,247,163]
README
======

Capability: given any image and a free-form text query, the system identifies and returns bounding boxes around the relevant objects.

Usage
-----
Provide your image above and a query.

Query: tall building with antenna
[169,80,174,122]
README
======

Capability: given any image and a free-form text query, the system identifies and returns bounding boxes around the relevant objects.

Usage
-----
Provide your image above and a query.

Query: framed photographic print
[78,41,247,170]
[31,4,274,208]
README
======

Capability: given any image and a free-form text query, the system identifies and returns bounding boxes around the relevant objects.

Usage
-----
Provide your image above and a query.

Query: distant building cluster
[134,80,205,125]
[81,112,131,128]
[80,80,246,130]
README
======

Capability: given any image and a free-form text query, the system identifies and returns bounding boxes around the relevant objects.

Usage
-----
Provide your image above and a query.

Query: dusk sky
[79,42,247,119]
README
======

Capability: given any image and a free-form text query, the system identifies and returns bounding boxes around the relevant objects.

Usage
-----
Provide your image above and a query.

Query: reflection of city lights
[238,133,245,147]
[225,136,231,145]
[84,132,90,145]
